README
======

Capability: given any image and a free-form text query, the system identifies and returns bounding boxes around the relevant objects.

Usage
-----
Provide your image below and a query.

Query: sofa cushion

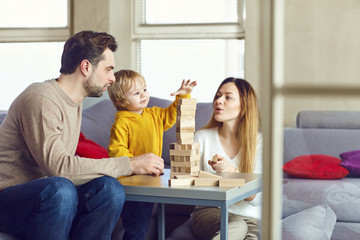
[296,111,360,129]
[331,222,360,240]
[76,132,109,159]
[282,197,314,219]
[340,150,360,177]
[283,154,349,179]
[282,204,336,240]
[283,178,360,222]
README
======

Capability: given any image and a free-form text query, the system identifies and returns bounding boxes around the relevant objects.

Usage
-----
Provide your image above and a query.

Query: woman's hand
[170,79,197,96]
[208,155,236,173]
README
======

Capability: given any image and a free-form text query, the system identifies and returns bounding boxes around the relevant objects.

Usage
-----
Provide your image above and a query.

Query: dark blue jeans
[0,176,131,240]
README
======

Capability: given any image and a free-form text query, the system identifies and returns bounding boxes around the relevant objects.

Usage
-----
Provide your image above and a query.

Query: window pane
[145,0,238,24]
[0,0,68,28]
[0,42,64,111]
[139,39,244,102]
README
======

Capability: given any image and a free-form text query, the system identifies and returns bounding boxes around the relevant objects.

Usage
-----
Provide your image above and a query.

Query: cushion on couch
[76,132,109,159]
[282,204,336,240]
[283,154,349,179]
[339,150,360,177]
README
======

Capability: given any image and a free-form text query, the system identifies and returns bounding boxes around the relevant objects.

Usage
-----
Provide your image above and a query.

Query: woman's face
[213,82,241,123]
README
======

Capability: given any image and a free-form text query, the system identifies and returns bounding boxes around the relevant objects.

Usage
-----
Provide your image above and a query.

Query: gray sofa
[283,111,360,240]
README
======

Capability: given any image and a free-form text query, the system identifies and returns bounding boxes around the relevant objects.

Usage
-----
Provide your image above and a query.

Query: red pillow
[76,132,109,159]
[283,154,349,179]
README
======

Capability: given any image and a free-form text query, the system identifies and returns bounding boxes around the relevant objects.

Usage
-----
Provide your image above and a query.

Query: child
[107,69,197,166]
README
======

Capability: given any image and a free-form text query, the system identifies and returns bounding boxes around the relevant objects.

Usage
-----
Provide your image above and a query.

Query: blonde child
[107,69,197,173]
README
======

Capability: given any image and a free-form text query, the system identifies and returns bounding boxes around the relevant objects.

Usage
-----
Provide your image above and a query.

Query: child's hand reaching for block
[170,79,197,96]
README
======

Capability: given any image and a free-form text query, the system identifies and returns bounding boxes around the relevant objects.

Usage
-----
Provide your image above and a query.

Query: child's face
[124,81,149,114]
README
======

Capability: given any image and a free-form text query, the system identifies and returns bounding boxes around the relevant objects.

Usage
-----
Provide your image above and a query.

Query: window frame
[0,0,71,43]
[132,0,245,39]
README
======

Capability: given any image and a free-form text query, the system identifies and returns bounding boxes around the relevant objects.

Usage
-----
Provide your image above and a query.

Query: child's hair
[108,70,146,111]
[203,77,261,173]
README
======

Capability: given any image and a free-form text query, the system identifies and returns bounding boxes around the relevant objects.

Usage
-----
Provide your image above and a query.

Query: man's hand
[208,155,236,173]
[170,79,197,96]
[129,153,164,176]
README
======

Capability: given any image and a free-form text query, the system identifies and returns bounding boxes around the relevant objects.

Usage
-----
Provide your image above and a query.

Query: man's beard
[84,79,104,97]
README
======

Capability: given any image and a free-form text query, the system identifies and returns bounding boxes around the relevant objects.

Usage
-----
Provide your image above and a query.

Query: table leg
[158,203,165,239]
[220,204,229,240]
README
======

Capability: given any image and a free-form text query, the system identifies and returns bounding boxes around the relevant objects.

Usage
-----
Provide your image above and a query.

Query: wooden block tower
[169,98,200,178]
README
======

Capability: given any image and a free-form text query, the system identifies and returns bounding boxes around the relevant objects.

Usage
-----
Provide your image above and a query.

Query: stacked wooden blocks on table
[168,98,245,189]
[170,98,199,179]
[169,170,245,188]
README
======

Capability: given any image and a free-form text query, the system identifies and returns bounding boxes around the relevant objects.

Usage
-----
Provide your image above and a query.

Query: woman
[191,77,262,240]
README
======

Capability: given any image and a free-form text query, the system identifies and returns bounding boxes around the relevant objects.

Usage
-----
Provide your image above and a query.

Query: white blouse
[194,127,263,219]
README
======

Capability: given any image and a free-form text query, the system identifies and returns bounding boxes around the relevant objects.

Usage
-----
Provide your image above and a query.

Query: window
[133,0,245,103]
[0,0,70,111]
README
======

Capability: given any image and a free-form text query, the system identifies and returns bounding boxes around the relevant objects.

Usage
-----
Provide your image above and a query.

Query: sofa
[282,111,360,240]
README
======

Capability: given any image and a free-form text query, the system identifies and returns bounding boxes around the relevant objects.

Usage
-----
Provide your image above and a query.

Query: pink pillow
[283,154,349,179]
[76,132,109,159]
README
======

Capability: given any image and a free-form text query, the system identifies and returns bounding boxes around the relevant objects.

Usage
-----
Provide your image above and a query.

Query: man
[0,31,164,240]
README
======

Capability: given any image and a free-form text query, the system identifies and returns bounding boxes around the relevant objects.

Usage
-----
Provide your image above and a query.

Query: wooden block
[176,111,196,117]
[198,170,222,179]
[178,98,197,105]
[177,137,194,144]
[176,120,195,128]
[170,171,189,179]
[171,160,196,168]
[170,142,199,150]
[176,132,194,139]
[183,155,200,162]
[194,178,219,186]
[177,105,196,111]
[177,115,195,121]
[170,149,197,156]
[169,178,195,187]
[174,175,197,179]
[190,165,200,173]
[219,179,245,188]
[211,155,219,163]
[176,127,196,133]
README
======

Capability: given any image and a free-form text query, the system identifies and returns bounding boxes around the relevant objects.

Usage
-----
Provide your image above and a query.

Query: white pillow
[282,204,336,240]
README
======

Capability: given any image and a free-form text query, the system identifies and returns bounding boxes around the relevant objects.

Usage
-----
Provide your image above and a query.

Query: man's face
[84,48,115,97]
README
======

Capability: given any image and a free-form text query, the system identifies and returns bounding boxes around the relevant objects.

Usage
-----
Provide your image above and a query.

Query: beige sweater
[0,79,131,191]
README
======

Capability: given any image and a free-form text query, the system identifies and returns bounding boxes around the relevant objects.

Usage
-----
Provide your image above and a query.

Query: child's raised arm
[170,79,197,96]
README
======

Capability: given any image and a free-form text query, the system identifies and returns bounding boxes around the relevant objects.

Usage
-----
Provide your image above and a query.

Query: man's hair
[60,30,117,74]
[108,70,146,111]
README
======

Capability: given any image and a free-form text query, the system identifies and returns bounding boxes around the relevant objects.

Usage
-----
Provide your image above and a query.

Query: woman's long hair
[202,78,260,173]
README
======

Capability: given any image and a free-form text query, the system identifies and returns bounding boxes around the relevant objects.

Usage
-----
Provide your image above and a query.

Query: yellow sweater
[108,94,190,158]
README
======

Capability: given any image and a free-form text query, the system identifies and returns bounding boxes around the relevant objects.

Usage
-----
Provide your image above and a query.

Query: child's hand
[170,79,197,96]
